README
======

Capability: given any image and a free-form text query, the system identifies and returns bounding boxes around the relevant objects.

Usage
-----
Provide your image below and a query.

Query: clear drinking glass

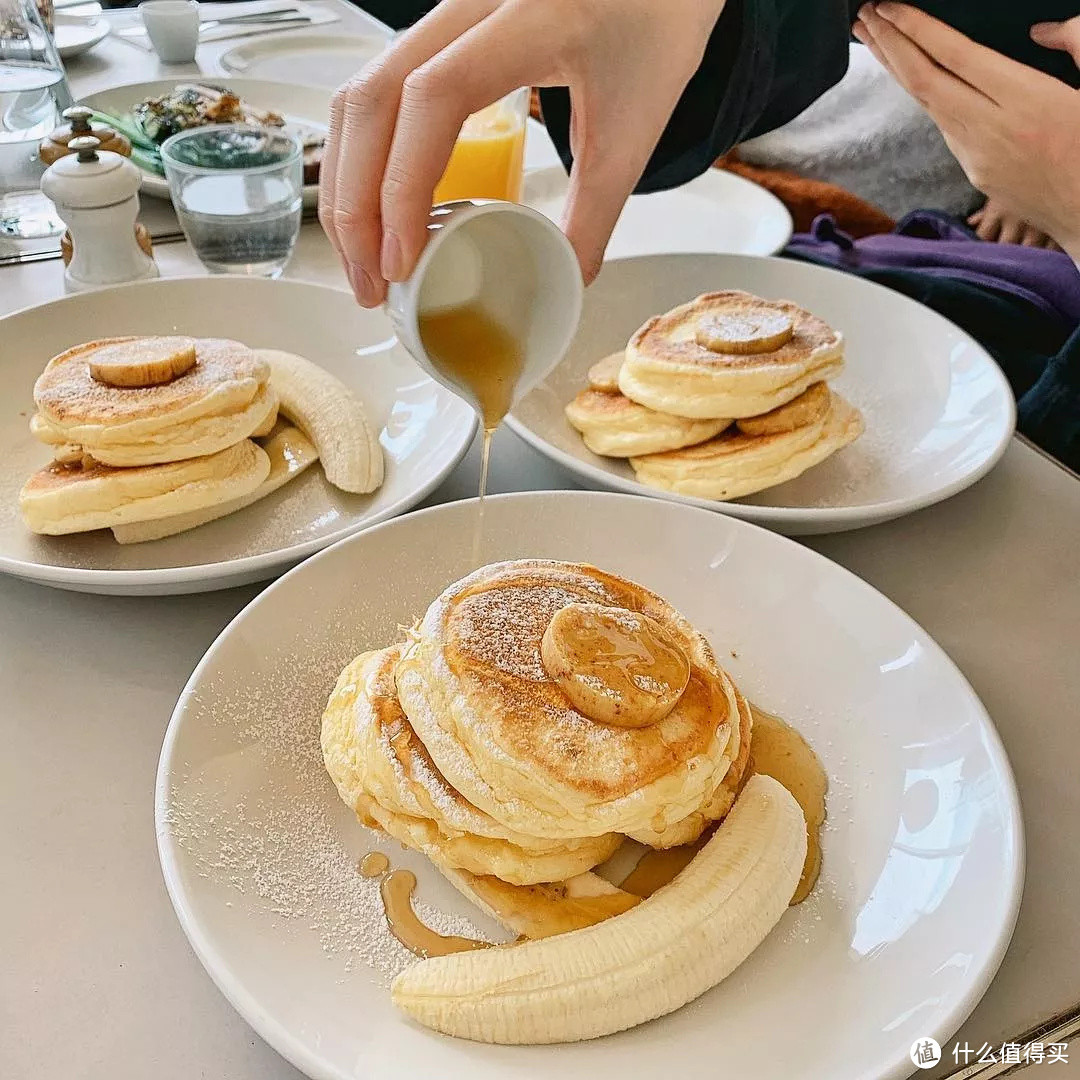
[161,124,303,278]
[0,0,73,239]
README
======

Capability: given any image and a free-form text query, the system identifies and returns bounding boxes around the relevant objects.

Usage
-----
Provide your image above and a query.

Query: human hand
[319,0,728,307]
[968,198,1061,249]
[853,3,1080,262]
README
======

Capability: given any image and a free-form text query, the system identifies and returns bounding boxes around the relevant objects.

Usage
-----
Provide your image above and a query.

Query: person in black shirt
[322,0,1080,306]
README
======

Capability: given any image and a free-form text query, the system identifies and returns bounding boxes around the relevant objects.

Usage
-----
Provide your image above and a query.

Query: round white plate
[157,490,1022,1080]
[0,277,474,595]
[54,14,109,58]
[508,254,1015,535]
[217,32,386,89]
[524,166,792,258]
[78,79,332,209]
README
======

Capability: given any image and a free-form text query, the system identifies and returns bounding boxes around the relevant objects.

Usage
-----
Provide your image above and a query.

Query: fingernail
[876,2,898,22]
[349,265,379,307]
[381,230,404,282]
[857,3,874,17]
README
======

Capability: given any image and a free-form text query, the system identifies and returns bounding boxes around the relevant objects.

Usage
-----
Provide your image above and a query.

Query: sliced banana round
[258,348,383,495]
[695,311,794,355]
[587,352,625,394]
[88,336,197,388]
[391,774,806,1044]
[540,602,690,728]
[736,382,832,437]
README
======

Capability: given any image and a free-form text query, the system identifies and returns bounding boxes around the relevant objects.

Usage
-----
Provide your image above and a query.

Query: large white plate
[78,79,332,209]
[508,254,1015,535]
[217,32,386,89]
[524,166,792,258]
[157,490,1022,1080]
[0,277,474,595]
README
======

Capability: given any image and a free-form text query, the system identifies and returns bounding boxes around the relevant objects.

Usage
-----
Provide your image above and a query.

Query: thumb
[1030,16,1080,68]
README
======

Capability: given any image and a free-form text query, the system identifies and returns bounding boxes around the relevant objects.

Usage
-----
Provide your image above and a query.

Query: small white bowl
[385,200,583,418]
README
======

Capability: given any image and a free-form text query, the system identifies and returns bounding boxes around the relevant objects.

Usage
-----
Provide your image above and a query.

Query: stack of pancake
[18,335,382,542]
[566,290,864,500]
[322,559,758,939]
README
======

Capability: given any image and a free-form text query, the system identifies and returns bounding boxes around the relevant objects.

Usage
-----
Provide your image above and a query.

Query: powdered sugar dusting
[163,643,486,985]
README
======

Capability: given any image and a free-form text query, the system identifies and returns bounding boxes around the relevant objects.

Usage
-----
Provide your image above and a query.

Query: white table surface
[2,6,1079,1078]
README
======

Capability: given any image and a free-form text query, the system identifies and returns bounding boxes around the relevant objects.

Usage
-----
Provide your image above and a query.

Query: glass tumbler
[161,123,302,278]
[0,0,72,239]
[432,87,528,204]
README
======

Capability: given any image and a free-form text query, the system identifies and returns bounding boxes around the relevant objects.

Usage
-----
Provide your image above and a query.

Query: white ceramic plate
[508,254,1015,535]
[54,14,109,58]
[78,79,332,209]
[217,32,386,89]
[0,277,474,595]
[156,490,1022,1080]
[524,166,792,258]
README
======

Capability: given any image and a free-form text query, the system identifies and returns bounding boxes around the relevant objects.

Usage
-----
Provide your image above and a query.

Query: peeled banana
[258,348,383,495]
[391,774,806,1044]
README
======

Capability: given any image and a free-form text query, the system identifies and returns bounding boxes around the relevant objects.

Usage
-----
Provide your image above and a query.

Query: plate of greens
[78,78,331,207]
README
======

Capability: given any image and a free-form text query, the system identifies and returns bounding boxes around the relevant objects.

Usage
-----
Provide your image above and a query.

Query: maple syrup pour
[419,302,522,564]
[541,603,690,728]
[379,869,491,958]
[358,851,389,878]
[746,705,827,904]
[418,302,524,433]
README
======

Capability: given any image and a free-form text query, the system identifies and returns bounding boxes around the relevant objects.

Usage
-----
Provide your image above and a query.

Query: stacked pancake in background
[19,335,382,542]
[322,559,820,1042]
[565,290,864,500]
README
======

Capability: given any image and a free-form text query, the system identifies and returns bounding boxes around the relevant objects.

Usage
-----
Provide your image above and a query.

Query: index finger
[325,0,497,303]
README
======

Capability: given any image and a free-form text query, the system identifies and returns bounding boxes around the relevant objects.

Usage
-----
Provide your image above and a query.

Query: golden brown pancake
[34,336,269,429]
[619,290,844,419]
[565,386,730,458]
[396,560,739,840]
[631,390,864,501]
[736,381,831,437]
[321,646,621,885]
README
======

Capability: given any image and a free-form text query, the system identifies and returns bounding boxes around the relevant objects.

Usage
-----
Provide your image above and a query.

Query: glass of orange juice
[432,88,528,204]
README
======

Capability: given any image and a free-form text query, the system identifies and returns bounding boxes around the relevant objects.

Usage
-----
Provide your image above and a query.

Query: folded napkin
[787,211,1080,472]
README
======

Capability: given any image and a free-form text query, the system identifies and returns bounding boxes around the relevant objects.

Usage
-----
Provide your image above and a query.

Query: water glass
[0,0,72,240]
[161,124,302,278]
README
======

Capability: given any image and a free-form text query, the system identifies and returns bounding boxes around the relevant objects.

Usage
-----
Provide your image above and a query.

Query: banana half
[257,348,383,495]
[391,774,806,1044]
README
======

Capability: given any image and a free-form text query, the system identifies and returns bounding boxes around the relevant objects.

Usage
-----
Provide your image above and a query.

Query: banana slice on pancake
[87,336,197,388]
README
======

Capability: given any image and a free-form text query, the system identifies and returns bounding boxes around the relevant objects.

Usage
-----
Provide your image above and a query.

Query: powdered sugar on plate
[162,642,487,985]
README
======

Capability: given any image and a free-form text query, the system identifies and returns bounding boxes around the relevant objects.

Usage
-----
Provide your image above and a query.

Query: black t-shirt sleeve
[538,0,851,194]
[539,0,1080,194]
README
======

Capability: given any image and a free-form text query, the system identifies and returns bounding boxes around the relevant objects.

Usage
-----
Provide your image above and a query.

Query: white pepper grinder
[40,135,159,293]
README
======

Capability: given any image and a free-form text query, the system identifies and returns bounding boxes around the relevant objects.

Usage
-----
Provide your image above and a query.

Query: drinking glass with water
[0,0,72,240]
[161,124,303,278]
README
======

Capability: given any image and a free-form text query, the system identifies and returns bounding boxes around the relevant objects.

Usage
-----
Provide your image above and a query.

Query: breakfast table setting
[3,2,1080,1079]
